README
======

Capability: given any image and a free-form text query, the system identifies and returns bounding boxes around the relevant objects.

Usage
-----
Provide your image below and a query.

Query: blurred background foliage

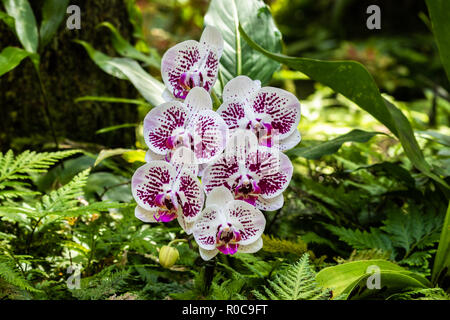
[0,0,449,300]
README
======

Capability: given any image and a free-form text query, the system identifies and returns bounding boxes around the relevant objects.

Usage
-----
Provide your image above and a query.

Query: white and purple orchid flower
[161,26,223,100]
[132,148,204,234]
[202,132,293,211]
[193,187,265,260]
[143,87,228,165]
[217,75,301,151]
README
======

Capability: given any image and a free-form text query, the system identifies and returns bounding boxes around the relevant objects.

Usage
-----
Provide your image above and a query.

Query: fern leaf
[252,254,331,300]
[0,253,39,293]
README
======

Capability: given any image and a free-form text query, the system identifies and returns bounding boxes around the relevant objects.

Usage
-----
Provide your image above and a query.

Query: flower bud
[159,245,179,268]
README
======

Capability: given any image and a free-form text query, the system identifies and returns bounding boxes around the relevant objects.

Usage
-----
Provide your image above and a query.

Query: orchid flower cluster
[132,26,301,261]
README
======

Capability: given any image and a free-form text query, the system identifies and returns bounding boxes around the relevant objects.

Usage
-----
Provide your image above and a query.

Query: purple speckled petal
[193,206,226,250]
[278,129,302,151]
[217,243,239,255]
[132,161,176,210]
[143,102,188,155]
[135,205,158,223]
[216,101,246,131]
[161,40,201,99]
[177,214,195,235]
[251,87,301,138]
[222,75,261,103]
[173,168,204,221]
[246,147,293,198]
[225,201,265,245]
[184,87,213,115]
[202,153,240,195]
[187,110,228,164]
[199,247,219,261]
[256,193,284,211]
[238,237,263,253]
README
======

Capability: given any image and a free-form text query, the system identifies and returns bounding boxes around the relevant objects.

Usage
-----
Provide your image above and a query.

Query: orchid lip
[177,71,205,98]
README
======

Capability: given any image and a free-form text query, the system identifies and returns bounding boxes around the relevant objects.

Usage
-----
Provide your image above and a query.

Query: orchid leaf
[0,46,33,77]
[39,0,70,49]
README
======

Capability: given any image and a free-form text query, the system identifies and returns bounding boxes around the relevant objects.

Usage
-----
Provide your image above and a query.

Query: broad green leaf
[96,123,137,135]
[105,57,165,107]
[239,25,449,189]
[122,150,146,163]
[39,0,70,49]
[432,202,450,285]
[98,22,160,68]
[0,46,33,76]
[204,0,282,86]
[426,0,450,81]
[351,162,415,186]
[2,0,38,53]
[286,130,383,160]
[75,40,127,79]
[75,96,151,107]
[316,260,430,299]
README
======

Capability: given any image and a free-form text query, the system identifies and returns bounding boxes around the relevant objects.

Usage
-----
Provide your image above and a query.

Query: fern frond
[36,168,91,213]
[0,253,39,293]
[388,288,450,300]
[252,254,331,300]
[0,150,81,183]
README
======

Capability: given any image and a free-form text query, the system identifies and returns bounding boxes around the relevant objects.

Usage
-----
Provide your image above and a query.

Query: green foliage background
[0,0,449,300]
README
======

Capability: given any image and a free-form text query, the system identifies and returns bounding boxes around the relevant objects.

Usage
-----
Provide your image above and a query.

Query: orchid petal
[145,149,165,163]
[184,87,213,115]
[173,168,204,221]
[225,201,265,245]
[135,205,158,223]
[143,102,188,154]
[200,25,224,58]
[205,186,234,208]
[188,110,228,164]
[251,87,301,138]
[199,247,219,261]
[238,237,263,253]
[278,129,302,151]
[193,206,226,250]
[256,193,284,211]
[170,146,198,176]
[247,147,293,198]
[177,214,195,235]
[217,101,246,131]
[202,152,240,194]
[132,161,175,210]
[222,75,261,103]
[161,40,201,99]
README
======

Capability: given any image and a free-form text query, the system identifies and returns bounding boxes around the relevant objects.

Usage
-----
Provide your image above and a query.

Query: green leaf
[2,0,38,53]
[287,129,383,160]
[98,22,160,68]
[426,0,450,81]
[105,57,165,107]
[432,202,450,285]
[95,123,137,135]
[39,0,70,49]
[0,46,33,77]
[76,43,165,107]
[316,260,430,299]
[239,24,449,189]
[204,0,282,86]
[75,40,127,79]
[75,96,151,107]
[94,148,132,167]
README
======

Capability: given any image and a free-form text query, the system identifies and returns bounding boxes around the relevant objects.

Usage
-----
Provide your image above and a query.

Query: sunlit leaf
[39,0,70,49]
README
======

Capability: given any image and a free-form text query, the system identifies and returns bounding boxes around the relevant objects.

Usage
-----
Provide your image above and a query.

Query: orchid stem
[168,238,188,247]
[211,90,221,110]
